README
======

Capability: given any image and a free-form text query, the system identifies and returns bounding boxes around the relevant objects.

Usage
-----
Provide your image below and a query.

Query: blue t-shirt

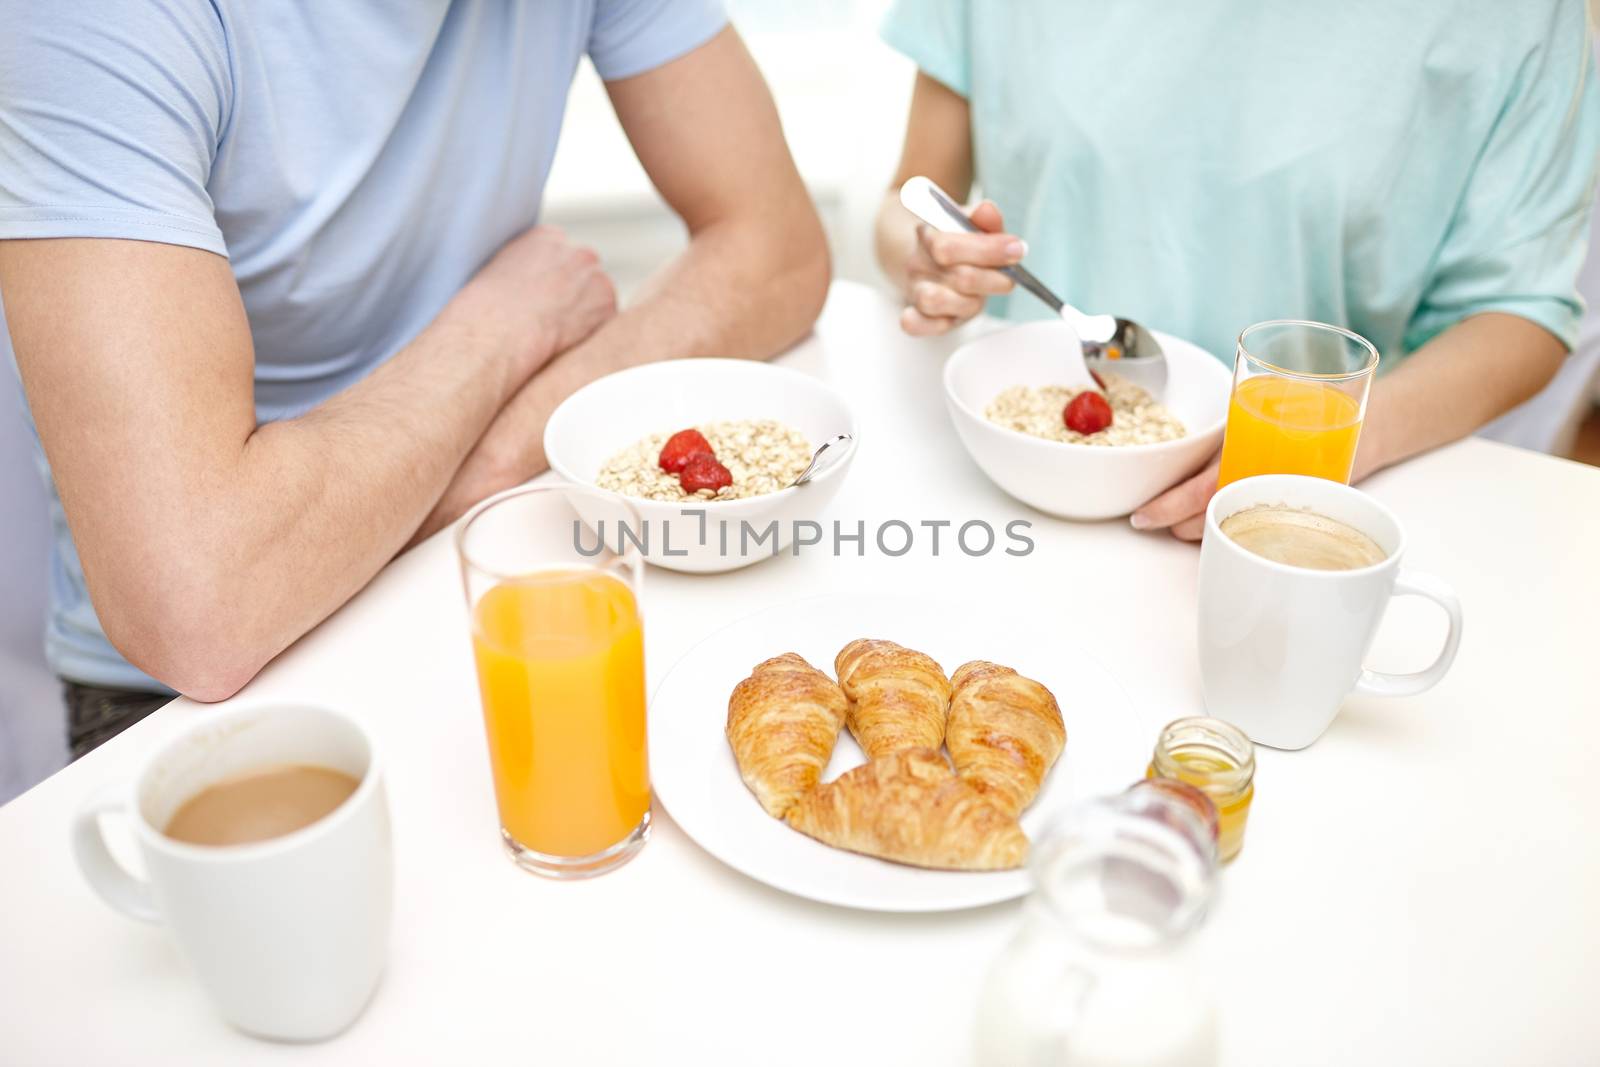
[882,0,1600,364]
[0,0,726,690]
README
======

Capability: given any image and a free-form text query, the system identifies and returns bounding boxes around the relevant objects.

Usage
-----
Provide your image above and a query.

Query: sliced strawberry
[659,428,714,474]
[679,453,733,494]
[1063,391,1114,435]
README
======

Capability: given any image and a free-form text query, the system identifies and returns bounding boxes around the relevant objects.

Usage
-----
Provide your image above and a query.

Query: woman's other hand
[1130,454,1221,542]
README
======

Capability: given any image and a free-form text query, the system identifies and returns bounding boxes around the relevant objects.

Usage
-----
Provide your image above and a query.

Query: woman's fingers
[1170,515,1207,542]
[945,264,1015,296]
[911,279,984,321]
[898,270,999,334]
[1130,457,1221,534]
[968,199,1006,234]
[899,305,957,336]
[919,225,1027,270]
[900,305,957,336]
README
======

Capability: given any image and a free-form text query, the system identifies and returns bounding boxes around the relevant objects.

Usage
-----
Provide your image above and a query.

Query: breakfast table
[2,280,1598,1066]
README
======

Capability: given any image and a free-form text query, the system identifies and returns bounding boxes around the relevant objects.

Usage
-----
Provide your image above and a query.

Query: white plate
[648,593,1149,912]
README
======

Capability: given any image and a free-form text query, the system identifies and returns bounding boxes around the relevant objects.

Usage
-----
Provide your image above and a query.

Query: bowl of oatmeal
[544,359,858,573]
[944,321,1229,519]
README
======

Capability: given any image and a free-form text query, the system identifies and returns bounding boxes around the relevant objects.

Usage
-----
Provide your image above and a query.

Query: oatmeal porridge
[595,419,812,502]
[985,374,1186,446]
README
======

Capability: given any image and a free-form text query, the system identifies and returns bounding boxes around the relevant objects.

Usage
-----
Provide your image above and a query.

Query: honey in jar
[1146,717,1255,863]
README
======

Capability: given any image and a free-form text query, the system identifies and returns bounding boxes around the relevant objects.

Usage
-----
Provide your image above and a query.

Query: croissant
[835,639,952,759]
[946,660,1065,818]
[784,748,1027,870]
[726,653,849,819]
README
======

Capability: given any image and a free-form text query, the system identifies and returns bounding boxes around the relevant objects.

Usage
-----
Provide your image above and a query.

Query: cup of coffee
[71,704,392,1041]
[1198,475,1463,749]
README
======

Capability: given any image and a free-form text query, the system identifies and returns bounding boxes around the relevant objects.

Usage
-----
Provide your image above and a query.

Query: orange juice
[470,569,648,857]
[1217,375,1363,487]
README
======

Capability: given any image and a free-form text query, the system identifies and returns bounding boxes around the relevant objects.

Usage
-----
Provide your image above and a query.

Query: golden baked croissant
[726,653,849,819]
[784,748,1027,870]
[835,639,952,759]
[946,660,1065,818]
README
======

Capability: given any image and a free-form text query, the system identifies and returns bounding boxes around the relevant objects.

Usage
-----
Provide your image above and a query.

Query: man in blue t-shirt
[0,1,830,754]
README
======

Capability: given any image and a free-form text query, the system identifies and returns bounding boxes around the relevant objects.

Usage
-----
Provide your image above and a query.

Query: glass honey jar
[1146,717,1255,863]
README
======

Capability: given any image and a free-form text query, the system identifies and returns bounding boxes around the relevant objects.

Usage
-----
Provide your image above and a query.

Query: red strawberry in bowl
[679,453,733,494]
[1063,391,1114,435]
[658,428,714,474]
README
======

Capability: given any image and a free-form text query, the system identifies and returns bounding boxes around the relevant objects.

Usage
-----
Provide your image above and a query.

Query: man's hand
[450,225,616,383]
[898,200,1023,336]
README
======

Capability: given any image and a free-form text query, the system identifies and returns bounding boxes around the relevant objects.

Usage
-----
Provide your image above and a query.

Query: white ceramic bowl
[544,358,858,574]
[944,321,1231,520]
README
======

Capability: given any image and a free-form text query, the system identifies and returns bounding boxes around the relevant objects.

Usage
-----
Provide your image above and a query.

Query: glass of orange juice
[456,485,649,878]
[1216,320,1379,488]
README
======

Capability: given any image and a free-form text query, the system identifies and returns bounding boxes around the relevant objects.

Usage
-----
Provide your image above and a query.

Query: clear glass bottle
[974,792,1220,1067]
[1146,716,1256,864]
[1125,777,1220,863]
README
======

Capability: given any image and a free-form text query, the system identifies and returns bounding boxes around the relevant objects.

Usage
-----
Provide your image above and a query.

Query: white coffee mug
[72,704,393,1041]
[1198,475,1464,750]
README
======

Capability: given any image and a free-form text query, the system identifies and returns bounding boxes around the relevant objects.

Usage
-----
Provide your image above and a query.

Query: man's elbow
[774,206,832,344]
[798,221,832,321]
[99,590,268,704]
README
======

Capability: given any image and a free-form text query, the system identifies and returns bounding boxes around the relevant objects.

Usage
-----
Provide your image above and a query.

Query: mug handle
[1353,569,1464,699]
[72,782,161,923]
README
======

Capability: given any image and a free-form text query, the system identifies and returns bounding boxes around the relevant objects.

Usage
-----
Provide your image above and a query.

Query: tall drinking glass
[456,485,649,879]
[1216,320,1379,488]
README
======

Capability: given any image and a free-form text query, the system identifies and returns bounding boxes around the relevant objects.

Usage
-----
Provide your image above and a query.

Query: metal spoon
[789,433,853,488]
[900,176,1169,397]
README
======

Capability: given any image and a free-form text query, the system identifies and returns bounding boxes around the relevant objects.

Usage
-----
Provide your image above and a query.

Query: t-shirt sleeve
[1405,9,1600,352]
[0,0,229,256]
[880,0,972,98]
[587,0,728,82]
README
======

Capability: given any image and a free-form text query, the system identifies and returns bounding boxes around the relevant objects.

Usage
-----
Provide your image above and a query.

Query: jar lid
[1151,716,1256,792]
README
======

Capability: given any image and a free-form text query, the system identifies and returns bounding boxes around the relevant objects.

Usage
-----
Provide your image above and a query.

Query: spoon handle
[790,433,853,488]
[1001,264,1065,316]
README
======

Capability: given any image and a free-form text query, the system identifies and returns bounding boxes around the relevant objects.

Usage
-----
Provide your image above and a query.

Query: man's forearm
[1355,311,1566,480]
[126,302,527,699]
[416,213,830,539]
[4,229,612,699]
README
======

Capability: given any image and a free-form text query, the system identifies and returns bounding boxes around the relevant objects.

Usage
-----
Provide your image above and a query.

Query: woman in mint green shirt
[875,0,1600,538]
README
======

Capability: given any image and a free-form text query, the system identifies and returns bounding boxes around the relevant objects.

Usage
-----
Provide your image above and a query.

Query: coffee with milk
[1218,504,1386,571]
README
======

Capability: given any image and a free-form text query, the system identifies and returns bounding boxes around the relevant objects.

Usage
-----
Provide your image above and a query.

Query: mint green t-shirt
[883,0,1600,365]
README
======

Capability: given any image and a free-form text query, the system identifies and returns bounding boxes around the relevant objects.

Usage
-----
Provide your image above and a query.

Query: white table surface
[3,281,1598,1066]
